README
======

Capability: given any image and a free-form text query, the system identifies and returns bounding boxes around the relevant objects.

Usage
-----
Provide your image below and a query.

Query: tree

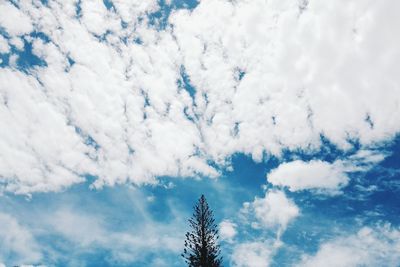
[182,194,222,267]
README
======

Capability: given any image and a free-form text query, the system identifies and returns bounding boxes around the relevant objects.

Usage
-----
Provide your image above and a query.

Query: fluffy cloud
[267,160,349,194]
[0,1,32,36]
[0,0,399,193]
[0,0,218,194]
[0,213,41,265]
[267,149,387,194]
[232,190,299,265]
[0,35,9,54]
[299,225,400,267]
[0,69,97,194]
[242,190,299,233]
[170,0,400,159]
[219,220,237,242]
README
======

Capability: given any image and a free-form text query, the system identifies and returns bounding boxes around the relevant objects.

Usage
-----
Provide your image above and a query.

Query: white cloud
[231,241,275,267]
[170,0,400,160]
[232,190,298,266]
[0,1,33,36]
[242,190,299,233]
[0,35,9,54]
[9,37,24,50]
[267,149,388,194]
[0,213,42,265]
[0,69,96,194]
[267,160,349,194]
[80,0,115,36]
[0,0,399,193]
[299,225,400,267]
[219,220,237,242]
[111,0,159,24]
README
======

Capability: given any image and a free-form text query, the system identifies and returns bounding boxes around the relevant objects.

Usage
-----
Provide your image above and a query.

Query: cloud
[0,0,399,193]
[0,1,218,194]
[0,35,9,53]
[231,241,276,267]
[230,190,300,265]
[242,190,299,233]
[0,1,33,36]
[0,69,95,194]
[267,149,388,194]
[299,225,400,267]
[0,212,42,265]
[0,184,192,266]
[219,220,237,242]
[44,206,183,264]
[170,0,400,158]
[267,160,349,194]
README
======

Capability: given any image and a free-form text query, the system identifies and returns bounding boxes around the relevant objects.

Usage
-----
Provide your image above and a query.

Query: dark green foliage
[182,195,222,267]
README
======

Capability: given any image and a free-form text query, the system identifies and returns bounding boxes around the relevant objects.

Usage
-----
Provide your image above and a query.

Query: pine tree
[182,195,222,267]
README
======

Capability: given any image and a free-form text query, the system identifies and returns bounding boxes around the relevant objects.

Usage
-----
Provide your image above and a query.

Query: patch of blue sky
[0,53,10,68]
[75,0,83,19]
[15,40,47,72]
[120,20,128,29]
[93,30,113,43]
[0,31,48,72]
[29,31,51,43]
[148,0,199,30]
[74,126,101,150]
[234,67,246,82]
[102,0,115,11]
[67,55,75,67]
[178,65,196,102]
[178,65,198,122]
[5,0,18,8]
[278,134,347,163]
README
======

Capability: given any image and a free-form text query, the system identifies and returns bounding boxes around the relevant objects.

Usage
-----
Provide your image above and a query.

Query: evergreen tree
[182,195,222,267]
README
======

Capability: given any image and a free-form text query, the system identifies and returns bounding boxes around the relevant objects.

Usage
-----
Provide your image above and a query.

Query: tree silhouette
[182,195,222,267]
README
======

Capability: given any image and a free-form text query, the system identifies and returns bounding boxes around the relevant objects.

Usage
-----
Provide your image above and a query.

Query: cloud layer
[0,0,399,194]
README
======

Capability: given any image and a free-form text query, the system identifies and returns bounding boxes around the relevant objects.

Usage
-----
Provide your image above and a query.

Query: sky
[0,0,399,266]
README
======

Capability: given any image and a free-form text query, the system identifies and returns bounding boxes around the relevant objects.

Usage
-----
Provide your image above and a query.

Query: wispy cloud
[299,225,400,267]
[0,212,41,265]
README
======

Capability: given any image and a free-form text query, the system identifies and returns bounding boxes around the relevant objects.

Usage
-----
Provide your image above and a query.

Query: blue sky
[0,0,400,266]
